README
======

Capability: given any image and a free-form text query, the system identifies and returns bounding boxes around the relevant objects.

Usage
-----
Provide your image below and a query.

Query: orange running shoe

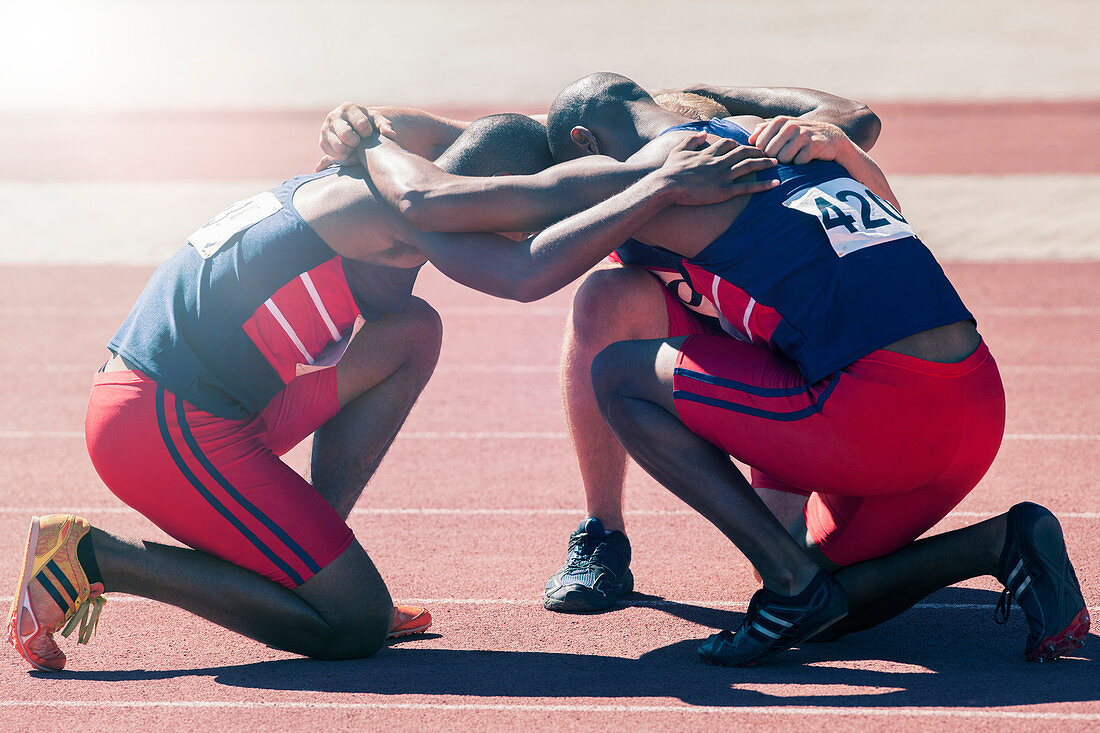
[7,515,106,671]
[387,605,432,639]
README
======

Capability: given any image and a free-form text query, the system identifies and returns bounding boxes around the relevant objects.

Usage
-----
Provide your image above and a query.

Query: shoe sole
[387,606,432,639]
[543,596,614,613]
[543,572,634,614]
[387,622,432,639]
[1027,607,1090,662]
[8,517,54,672]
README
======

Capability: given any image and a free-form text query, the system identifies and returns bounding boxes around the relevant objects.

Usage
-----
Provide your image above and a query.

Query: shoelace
[59,595,107,645]
[564,533,601,569]
[994,588,1012,625]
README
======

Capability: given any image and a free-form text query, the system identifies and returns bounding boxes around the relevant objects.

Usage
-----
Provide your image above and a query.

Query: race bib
[187,191,283,259]
[783,178,915,257]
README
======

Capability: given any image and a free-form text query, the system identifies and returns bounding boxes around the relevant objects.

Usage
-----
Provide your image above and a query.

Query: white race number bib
[187,191,283,259]
[783,178,914,257]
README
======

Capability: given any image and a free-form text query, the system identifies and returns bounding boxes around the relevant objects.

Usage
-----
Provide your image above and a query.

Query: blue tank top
[108,168,421,418]
[655,118,973,383]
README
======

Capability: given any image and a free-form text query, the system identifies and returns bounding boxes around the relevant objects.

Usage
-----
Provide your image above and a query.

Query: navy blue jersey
[660,118,973,383]
[109,168,421,419]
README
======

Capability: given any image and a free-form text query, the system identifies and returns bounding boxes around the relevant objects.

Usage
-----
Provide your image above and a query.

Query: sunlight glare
[2,2,120,108]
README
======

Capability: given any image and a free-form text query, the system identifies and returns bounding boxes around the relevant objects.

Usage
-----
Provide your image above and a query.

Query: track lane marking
[0,592,1095,613]
[1,508,1098,519]
[2,430,1098,440]
[0,700,1095,720]
[3,364,1100,375]
[2,305,1100,317]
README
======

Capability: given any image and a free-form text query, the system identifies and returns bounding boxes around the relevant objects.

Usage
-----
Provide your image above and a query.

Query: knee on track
[302,597,394,661]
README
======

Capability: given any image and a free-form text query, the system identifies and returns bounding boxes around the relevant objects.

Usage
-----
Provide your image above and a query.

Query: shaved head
[434,113,554,177]
[546,72,657,162]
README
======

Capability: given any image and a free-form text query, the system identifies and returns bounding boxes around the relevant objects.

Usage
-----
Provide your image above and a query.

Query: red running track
[0,262,1097,730]
[0,101,1098,729]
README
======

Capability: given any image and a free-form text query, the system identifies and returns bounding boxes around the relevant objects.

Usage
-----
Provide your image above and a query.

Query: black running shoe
[994,502,1090,662]
[698,569,848,667]
[543,518,633,613]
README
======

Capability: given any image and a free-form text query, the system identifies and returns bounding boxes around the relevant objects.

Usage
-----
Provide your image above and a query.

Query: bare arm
[358,132,659,233]
[404,138,779,302]
[675,84,881,150]
[830,138,901,211]
[317,103,469,169]
[410,184,675,302]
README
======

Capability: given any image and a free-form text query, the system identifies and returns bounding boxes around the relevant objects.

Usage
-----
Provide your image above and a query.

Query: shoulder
[628,134,689,165]
[725,114,763,129]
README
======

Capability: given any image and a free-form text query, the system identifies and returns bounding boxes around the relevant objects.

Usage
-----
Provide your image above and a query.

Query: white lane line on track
[2,364,1098,375]
[1,507,1098,520]
[0,307,127,316]
[436,365,558,373]
[0,700,1095,721]
[0,593,1096,614]
[2,430,1098,441]
[1002,434,1100,440]
[2,305,1099,317]
[0,364,561,374]
[984,307,1100,317]
[1000,365,1100,374]
[382,598,1100,611]
[0,430,571,439]
[0,305,571,317]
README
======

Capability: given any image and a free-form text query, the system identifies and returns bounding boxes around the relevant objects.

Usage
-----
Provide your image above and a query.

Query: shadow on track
[47,587,1097,709]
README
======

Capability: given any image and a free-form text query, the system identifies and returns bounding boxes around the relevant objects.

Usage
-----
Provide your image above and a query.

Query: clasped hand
[316,103,394,171]
[749,116,849,165]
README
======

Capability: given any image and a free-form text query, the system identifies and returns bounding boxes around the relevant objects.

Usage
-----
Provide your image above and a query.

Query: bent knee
[301,589,393,660]
[570,267,667,344]
[293,545,395,660]
[591,338,680,418]
[400,297,444,354]
[590,340,634,406]
[309,613,391,660]
[379,297,443,376]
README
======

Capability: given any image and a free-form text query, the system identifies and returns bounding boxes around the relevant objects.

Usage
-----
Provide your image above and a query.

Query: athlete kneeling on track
[317,75,1090,667]
[8,107,775,670]
[541,72,1089,666]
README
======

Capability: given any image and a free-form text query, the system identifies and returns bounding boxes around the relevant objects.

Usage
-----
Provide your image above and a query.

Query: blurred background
[4,1,1096,109]
[2,0,1098,262]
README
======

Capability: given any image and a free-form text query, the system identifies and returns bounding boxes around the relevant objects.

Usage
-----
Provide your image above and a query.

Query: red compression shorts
[670,332,1006,567]
[659,280,712,339]
[85,367,352,588]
